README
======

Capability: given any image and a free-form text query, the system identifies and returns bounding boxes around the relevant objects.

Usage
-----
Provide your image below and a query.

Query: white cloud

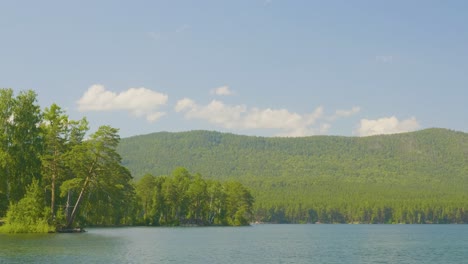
[175,98,327,137]
[180,100,247,129]
[175,98,196,112]
[334,106,361,118]
[355,116,420,137]
[211,86,233,96]
[77,84,168,123]
[329,106,360,121]
[146,112,166,123]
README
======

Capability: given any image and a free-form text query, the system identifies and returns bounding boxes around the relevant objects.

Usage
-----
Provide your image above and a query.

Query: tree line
[250,181,468,224]
[0,89,253,233]
[2,88,466,231]
[135,168,254,226]
[117,129,468,224]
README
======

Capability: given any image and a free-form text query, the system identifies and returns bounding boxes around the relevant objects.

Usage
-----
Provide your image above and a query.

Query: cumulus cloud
[335,106,361,118]
[175,98,326,137]
[211,86,233,96]
[329,106,360,121]
[77,84,168,122]
[176,99,247,128]
[355,116,420,137]
[175,98,196,112]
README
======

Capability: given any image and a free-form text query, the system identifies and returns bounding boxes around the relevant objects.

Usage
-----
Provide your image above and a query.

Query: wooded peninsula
[1,88,467,233]
[0,89,253,233]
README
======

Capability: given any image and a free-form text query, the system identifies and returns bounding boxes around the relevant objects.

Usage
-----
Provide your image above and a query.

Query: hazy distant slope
[118,128,468,185]
[118,128,468,223]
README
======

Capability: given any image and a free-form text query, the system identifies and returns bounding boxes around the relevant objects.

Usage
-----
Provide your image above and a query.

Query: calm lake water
[1,224,467,264]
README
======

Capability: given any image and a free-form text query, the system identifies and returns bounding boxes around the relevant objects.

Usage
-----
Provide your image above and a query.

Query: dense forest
[0,89,253,233]
[1,88,467,231]
[136,168,254,226]
[118,129,468,224]
[0,89,135,232]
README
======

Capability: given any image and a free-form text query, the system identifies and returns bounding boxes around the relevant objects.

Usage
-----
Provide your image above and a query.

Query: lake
[1,224,467,263]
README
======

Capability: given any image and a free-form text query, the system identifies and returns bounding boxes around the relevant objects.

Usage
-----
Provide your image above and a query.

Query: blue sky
[1,0,467,138]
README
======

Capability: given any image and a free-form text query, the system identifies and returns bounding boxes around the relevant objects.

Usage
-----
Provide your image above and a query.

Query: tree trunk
[51,172,56,219]
[66,177,89,228]
[65,190,71,222]
[50,149,58,219]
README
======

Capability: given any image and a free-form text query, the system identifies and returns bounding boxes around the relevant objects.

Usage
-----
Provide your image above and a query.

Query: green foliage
[134,168,254,226]
[62,125,136,228]
[136,174,158,225]
[0,89,14,205]
[0,88,136,232]
[2,87,467,228]
[119,129,468,224]
[8,90,43,202]
[224,181,254,226]
[0,179,53,233]
[60,178,84,197]
[41,104,75,218]
[0,89,43,203]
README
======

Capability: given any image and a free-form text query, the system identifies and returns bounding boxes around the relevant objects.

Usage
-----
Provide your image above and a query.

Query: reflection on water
[1,225,467,264]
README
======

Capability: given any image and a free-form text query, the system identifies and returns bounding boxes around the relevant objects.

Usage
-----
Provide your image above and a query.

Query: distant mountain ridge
[118,128,467,183]
[118,128,468,223]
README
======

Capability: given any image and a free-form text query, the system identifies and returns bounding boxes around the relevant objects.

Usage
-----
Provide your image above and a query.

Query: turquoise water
[1,225,467,263]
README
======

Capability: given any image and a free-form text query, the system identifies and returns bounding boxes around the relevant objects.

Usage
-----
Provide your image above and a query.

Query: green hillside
[118,128,468,223]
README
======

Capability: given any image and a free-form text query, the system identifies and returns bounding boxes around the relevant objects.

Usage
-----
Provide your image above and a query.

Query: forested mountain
[118,128,468,224]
